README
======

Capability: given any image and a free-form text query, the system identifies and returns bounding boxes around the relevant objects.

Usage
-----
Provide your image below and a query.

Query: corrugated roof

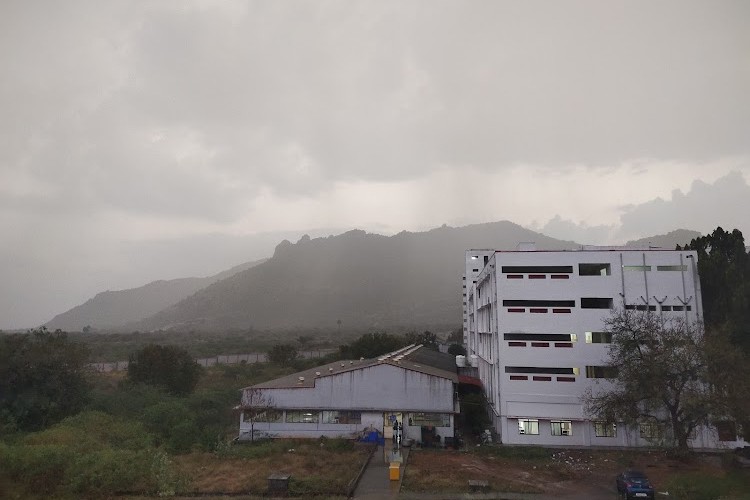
[243,345,458,390]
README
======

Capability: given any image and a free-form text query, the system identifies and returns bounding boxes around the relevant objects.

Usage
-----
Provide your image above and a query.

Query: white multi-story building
[465,244,745,449]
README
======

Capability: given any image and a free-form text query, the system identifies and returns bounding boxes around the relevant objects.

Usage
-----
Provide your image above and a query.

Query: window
[501,266,573,274]
[504,333,576,342]
[286,410,319,423]
[581,297,613,309]
[657,265,687,271]
[245,410,282,423]
[551,421,572,436]
[321,411,361,424]
[639,421,663,439]
[585,365,617,378]
[623,265,651,271]
[502,299,576,308]
[716,421,737,442]
[579,263,611,276]
[410,413,451,427]
[594,421,616,437]
[506,366,578,375]
[472,268,479,272]
[661,305,672,311]
[672,305,692,311]
[585,331,613,344]
[518,418,539,435]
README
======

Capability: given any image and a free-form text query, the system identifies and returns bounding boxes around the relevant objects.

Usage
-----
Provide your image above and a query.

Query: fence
[90,349,336,372]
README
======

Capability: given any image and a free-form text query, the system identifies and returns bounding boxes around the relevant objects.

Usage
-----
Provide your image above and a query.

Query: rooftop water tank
[469,354,479,367]
[456,355,466,367]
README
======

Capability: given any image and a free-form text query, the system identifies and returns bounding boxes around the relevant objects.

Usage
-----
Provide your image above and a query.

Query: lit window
[593,421,616,437]
[585,331,613,344]
[245,410,282,423]
[286,410,319,423]
[551,421,572,436]
[518,418,539,435]
[623,265,651,271]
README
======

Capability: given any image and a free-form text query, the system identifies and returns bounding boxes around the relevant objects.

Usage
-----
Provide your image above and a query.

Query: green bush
[664,472,750,500]
[66,448,157,496]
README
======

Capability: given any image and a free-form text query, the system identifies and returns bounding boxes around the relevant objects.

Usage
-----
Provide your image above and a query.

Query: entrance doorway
[383,412,402,440]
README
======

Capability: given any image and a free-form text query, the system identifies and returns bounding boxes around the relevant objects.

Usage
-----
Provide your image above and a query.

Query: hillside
[625,229,701,249]
[134,221,579,332]
[45,259,266,331]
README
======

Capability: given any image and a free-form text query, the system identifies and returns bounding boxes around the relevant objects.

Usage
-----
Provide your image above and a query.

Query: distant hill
[45,259,266,331]
[625,229,701,249]
[134,221,579,332]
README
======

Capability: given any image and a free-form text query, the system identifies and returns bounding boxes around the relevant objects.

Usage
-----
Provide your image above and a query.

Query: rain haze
[1,0,749,329]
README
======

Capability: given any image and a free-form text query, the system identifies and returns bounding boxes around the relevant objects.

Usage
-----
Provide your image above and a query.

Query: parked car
[615,470,655,499]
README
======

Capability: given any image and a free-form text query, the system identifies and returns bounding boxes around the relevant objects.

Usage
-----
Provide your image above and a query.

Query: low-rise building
[237,345,458,445]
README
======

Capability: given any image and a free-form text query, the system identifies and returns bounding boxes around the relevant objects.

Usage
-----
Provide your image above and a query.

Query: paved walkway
[353,442,410,499]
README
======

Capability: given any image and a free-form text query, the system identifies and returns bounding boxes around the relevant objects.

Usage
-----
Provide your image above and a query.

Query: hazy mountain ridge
[624,229,701,249]
[134,221,580,332]
[45,259,267,331]
[47,222,703,333]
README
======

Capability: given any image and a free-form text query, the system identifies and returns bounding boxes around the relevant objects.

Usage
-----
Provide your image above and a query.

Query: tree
[583,309,715,452]
[0,327,90,431]
[338,332,407,359]
[681,227,750,352]
[127,344,202,395]
[447,328,463,344]
[405,330,439,350]
[267,344,299,366]
[240,388,275,442]
[448,343,466,356]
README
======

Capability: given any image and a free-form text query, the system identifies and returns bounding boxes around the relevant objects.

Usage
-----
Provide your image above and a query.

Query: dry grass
[173,439,370,496]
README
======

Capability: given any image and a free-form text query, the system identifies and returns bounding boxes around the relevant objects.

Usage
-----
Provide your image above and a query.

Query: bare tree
[583,308,714,452]
[241,388,276,442]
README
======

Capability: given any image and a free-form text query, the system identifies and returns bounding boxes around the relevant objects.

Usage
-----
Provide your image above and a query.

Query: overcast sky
[1,0,749,329]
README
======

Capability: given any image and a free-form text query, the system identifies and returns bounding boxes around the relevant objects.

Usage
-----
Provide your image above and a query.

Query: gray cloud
[1,1,749,328]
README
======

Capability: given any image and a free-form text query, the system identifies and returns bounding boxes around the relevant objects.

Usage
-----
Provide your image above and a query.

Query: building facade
[238,345,458,444]
[465,245,745,449]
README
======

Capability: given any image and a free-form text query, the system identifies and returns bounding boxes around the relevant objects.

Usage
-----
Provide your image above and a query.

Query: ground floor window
[321,410,362,424]
[409,413,451,427]
[716,421,737,442]
[593,421,616,437]
[639,421,663,439]
[285,410,319,423]
[245,409,282,423]
[518,418,539,435]
[550,420,572,436]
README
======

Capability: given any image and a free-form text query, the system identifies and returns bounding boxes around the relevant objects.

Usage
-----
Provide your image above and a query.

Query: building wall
[465,248,737,448]
[243,363,455,412]
[239,363,456,442]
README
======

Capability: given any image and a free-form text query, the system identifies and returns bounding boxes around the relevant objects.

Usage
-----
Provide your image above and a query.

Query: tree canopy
[267,344,299,366]
[681,226,750,352]
[337,332,408,359]
[0,328,90,431]
[126,344,202,395]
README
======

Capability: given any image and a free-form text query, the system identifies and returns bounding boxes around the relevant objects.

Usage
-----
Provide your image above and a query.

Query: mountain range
[45,222,700,333]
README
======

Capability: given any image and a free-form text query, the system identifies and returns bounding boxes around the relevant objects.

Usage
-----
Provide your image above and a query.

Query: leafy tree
[406,330,439,350]
[267,344,299,366]
[0,327,90,431]
[447,328,463,344]
[126,344,202,395]
[448,343,467,356]
[338,332,407,359]
[681,227,750,352]
[583,309,715,452]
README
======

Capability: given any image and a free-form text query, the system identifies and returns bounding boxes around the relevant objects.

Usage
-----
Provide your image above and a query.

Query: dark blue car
[615,470,655,499]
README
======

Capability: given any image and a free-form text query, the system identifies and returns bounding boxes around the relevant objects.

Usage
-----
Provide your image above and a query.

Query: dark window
[533,376,551,381]
[585,365,617,378]
[503,299,576,307]
[673,305,691,311]
[501,265,573,274]
[504,333,574,342]
[505,366,576,375]
[484,256,489,265]
[586,331,613,344]
[657,265,687,271]
[579,263,611,276]
[661,305,672,311]
[716,421,737,441]
[472,268,479,272]
[580,297,613,309]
